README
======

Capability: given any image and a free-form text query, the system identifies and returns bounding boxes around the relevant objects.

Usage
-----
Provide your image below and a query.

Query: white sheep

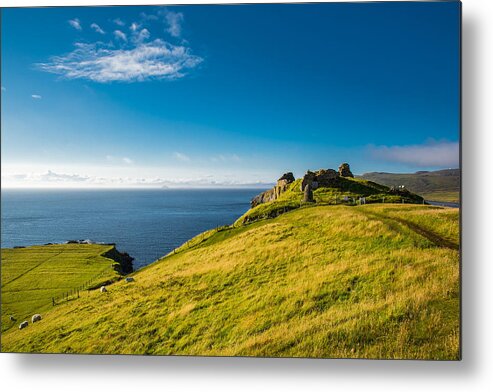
[19,321,28,330]
[100,286,107,293]
[32,314,42,323]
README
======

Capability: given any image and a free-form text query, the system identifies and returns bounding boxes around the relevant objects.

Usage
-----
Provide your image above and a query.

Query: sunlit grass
[1,244,120,332]
[1,205,459,359]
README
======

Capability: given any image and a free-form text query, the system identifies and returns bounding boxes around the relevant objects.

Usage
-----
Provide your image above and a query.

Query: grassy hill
[359,169,460,203]
[1,244,129,333]
[236,176,424,225]
[1,204,459,359]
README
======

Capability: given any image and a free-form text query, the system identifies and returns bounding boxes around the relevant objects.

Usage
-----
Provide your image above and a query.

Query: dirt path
[359,209,459,251]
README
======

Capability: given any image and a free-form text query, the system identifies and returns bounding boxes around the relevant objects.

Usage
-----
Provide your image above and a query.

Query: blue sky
[1,2,460,188]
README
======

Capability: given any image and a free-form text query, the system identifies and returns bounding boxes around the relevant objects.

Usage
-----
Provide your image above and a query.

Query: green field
[360,169,460,203]
[1,204,460,359]
[1,244,121,332]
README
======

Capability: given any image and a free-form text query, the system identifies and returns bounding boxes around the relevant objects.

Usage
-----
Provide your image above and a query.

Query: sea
[1,188,266,270]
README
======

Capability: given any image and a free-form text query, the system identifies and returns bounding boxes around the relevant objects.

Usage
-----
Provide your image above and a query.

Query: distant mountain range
[359,169,460,203]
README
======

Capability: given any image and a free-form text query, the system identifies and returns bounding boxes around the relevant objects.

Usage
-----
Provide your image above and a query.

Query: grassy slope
[1,205,459,359]
[236,177,423,225]
[360,169,460,203]
[1,244,120,332]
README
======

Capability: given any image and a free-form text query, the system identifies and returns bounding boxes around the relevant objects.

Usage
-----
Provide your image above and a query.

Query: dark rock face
[251,172,295,208]
[277,172,295,184]
[338,163,354,178]
[315,169,338,185]
[301,171,317,192]
[301,169,338,191]
[102,247,134,275]
[250,188,276,208]
[303,184,314,203]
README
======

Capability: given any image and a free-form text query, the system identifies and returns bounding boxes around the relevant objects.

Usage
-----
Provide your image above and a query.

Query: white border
[2,1,493,391]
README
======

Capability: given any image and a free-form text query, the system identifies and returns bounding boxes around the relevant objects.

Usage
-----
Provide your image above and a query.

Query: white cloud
[1,86,6,92]
[173,152,191,162]
[90,23,105,34]
[31,94,42,99]
[164,11,184,38]
[68,18,82,31]
[113,18,125,26]
[130,22,140,32]
[368,141,459,168]
[122,157,134,164]
[1,170,272,189]
[41,170,89,182]
[37,39,203,83]
[114,30,127,41]
[136,28,150,43]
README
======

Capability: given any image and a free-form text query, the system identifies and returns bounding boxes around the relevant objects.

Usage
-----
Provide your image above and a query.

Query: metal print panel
[0,1,461,359]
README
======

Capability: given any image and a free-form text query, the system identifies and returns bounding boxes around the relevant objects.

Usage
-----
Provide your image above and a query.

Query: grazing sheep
[100,286,107,293]
[125,277,135,283]
[19,321,28,330]
[32,314,42,323]
[9,315,16,322]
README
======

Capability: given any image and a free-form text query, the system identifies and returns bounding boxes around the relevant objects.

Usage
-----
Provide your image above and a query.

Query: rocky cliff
[251,172,295,208]
[251,163,356,208]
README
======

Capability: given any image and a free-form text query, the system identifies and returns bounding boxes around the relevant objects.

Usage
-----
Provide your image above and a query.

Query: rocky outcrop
[251,172,295,208]
[300,171,316,192]
[338,163,354,178]
[102,246,134,275]
[300,169,338,191]
[252,164,356,208]
[303,184,314,203]
[277,172,295,187]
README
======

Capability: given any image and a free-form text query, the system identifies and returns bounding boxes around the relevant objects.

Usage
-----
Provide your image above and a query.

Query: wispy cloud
[113,30,127,42]
[368,141,459,168]
[41,170,89,182]
[132,28,150,44]
[1,86,6,92]
[90,23,105,34]
[163,11,184,38]
[130,22,140,32]
[31,94,42,99]
[68,18,82,31]
[173,152,191,162]
[140,12,159,22]
[2,169,273,189]
[113,18,125,26]
[37,39,202,83]
[122,157,134,164]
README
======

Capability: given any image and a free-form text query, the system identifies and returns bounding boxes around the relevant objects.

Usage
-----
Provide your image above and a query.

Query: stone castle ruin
[251,163,354,208]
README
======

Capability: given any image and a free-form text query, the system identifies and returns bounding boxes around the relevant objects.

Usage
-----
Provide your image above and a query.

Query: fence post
[52,297,55,306]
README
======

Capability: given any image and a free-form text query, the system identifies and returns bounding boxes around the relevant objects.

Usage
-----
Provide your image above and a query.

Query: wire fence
[52,265,115,306]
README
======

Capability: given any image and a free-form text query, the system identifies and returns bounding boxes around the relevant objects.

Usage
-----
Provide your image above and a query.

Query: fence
[51,264,115,306]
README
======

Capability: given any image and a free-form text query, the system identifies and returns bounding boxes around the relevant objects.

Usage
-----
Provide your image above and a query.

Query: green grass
[419,191,460,203]
[1,244,121,332]
[360,169,460,203]
[236,176,424,225]
[1,205,459,359]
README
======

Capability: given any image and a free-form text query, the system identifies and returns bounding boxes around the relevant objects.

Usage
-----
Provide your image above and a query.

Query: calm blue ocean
[1,189,264,270]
